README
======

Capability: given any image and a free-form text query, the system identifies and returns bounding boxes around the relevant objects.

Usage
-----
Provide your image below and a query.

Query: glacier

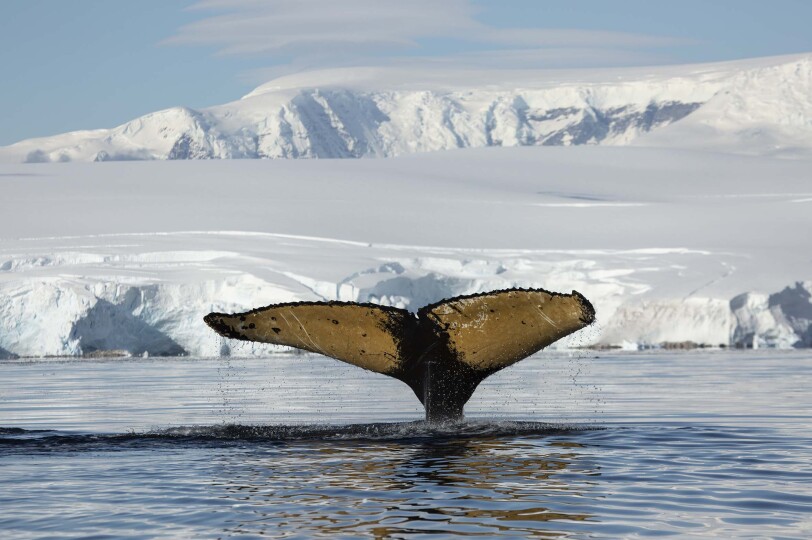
[1,54,811,163]
[1,145,810,357]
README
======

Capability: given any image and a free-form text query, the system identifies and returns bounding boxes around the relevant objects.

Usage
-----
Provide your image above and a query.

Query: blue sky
[1,0,811,146]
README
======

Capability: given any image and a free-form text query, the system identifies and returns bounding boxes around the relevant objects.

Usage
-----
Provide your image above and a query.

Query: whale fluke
[204,288,595,422]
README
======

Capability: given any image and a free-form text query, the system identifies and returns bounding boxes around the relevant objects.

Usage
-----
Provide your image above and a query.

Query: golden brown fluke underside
[204,288,595,421]
[421,289,594,372]
[204,302,414,376]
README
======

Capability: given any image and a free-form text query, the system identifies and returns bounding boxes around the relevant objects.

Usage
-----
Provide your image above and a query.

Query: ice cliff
[1,234,810,358]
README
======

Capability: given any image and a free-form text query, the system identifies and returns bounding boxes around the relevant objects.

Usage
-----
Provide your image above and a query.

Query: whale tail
[204,288,595,422]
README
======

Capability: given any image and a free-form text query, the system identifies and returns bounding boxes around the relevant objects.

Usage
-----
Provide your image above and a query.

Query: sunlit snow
[1,145,810,357]
[2,54,810,163]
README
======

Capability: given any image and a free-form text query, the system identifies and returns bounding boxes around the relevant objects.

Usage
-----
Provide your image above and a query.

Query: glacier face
[3,54,811,163]
[731,283,812,349]
[1,237,809,358]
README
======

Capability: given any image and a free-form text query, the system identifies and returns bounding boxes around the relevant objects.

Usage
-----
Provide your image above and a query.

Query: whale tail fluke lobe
[204,288,595,422]
[204,302,416,378]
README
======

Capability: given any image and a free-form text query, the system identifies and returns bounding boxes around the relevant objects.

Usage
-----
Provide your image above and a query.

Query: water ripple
[2,352,812,538]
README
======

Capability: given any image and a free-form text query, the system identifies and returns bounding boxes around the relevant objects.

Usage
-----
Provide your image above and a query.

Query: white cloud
[396,47,673,69]
[167,0,685,74]
[170,0,479,54]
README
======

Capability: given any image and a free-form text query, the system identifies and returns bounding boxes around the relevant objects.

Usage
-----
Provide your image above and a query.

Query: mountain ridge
[2,53,810,163]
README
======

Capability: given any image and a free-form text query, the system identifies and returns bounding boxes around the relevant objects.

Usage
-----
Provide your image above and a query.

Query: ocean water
[1,350,811,538]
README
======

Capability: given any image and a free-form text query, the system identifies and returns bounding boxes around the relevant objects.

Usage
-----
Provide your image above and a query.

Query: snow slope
[1,146,810,357]
[2,54,811,164]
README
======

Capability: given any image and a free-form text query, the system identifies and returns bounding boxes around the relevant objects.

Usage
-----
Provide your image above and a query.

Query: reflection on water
[211,436,594,537]
[3,421,811,538]
[1,351,812,538]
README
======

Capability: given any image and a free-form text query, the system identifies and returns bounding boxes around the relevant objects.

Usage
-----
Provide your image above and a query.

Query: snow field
[1,146,810,356]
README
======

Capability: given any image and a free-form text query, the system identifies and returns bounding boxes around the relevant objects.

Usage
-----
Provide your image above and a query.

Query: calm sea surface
[1,350,811,539]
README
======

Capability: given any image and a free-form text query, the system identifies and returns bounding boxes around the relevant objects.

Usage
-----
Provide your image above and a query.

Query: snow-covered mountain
[2,54,811,163]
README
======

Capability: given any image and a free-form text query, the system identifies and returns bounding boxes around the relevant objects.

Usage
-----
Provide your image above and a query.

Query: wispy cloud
[169,0,479,55]
[167,0,686,77]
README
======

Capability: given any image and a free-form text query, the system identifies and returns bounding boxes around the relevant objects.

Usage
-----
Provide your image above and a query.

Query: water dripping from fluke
[204,288,596,422]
